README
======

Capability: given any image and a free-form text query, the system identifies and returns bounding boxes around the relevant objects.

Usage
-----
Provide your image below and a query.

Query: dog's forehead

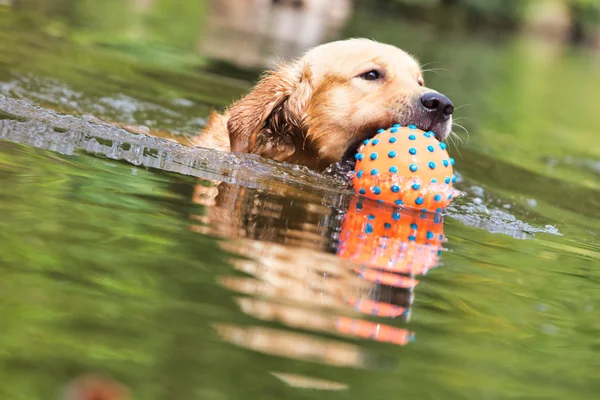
[304,39,421,79]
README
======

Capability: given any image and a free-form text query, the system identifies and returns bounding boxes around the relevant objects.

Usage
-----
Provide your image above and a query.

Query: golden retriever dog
[192,38,454,171]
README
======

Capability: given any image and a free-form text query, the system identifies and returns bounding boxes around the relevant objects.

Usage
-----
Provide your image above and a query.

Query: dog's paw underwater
[352,125,461,212]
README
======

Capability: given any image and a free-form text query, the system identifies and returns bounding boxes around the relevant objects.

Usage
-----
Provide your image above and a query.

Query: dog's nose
[420,92,454,118]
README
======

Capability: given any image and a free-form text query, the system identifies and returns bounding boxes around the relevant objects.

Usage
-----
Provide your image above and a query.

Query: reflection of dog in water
[191,180,446,370]
[59,191,446,390]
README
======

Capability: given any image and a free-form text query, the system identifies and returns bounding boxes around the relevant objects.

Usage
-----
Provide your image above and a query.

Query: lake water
[0,2,599,399]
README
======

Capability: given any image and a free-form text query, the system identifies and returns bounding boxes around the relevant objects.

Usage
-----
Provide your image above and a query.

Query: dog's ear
[227,61,312,161]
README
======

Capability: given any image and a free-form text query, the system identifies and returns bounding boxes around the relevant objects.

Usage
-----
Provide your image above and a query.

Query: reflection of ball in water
[352,125,459,211]
[337,197,445,278]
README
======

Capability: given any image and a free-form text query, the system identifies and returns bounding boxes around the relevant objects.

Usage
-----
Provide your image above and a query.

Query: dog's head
[227,38,453,170]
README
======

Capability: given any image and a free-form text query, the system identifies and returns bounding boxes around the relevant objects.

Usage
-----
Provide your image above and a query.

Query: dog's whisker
[422,69,442,77]
[451,132,466,149]
[452,125,468,135]
[453,104,473,111]
[448,132,464,159]
[420,61,443,68]
[422,68,450,73]
[452,122,470,139]
[451,117,474,123]
[450,130,464,145]
[452,125,470,146]
[422,68,451,78]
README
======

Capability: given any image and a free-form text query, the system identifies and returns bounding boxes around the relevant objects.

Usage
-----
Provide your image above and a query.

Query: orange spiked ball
[353,125,460,211]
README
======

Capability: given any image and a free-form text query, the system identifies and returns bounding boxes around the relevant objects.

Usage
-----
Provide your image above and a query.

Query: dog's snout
[420,92,454,118]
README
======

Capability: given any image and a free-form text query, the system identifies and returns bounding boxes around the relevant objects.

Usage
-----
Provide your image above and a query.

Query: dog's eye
[359,70,382,81]
[417,77,425,87]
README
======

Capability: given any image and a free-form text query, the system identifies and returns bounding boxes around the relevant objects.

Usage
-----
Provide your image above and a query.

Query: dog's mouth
[340,120,449,167]
[341,128,383,166]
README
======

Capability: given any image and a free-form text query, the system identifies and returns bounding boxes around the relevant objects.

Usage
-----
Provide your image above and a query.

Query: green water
[1,2,599,399]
